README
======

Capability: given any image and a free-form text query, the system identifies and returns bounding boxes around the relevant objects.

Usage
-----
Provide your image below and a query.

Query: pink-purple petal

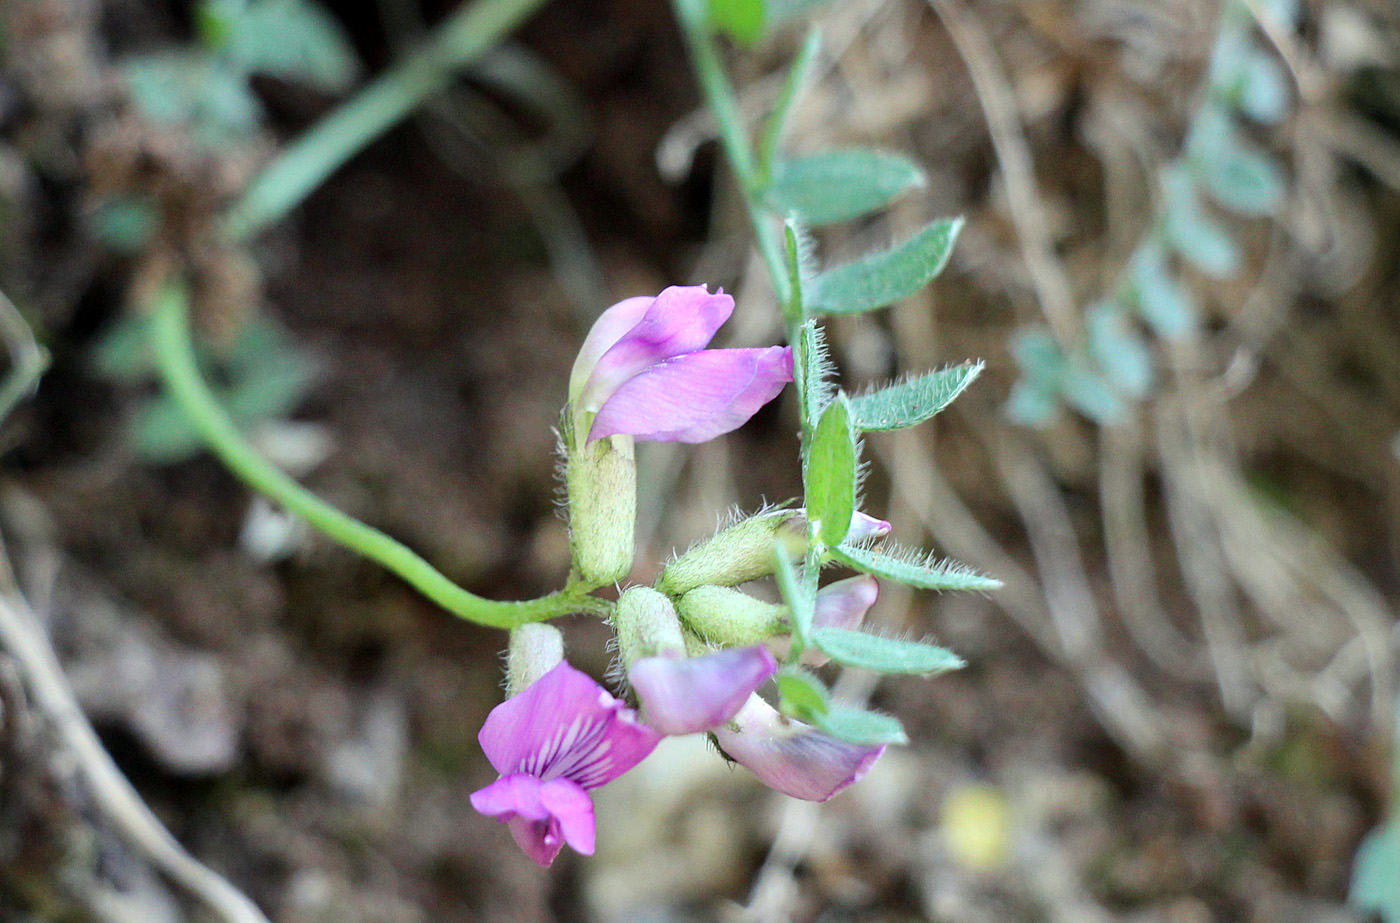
[470,773,575,867]
[477,662,661,788]
[628,646,778,736]
[579,286,735,412]
[713,695,885,802]
[569,295,654,402]
[814,575,879,631]
[539,778,597,856]
[588,346,794,443]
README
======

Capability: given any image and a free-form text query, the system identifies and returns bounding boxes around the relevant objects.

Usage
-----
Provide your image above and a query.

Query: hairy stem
[150,281,607,627]
[671,0,795,328]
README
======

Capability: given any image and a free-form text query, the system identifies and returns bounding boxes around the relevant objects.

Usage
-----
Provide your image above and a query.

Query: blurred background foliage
[0,0,1399,920]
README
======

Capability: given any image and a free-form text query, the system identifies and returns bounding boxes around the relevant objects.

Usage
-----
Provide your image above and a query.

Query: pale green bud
[566,426,637,588]
[675,585,786,647]
[655,510,804,597]
[505,623,565,697]
[613,586,686,668]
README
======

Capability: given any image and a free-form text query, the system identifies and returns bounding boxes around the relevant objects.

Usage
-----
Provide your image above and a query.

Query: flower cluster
[472,286,894,866]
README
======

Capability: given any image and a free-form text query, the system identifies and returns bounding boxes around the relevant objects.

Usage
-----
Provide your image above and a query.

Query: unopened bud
[505,623,565,697]
[613,586,686,668]
[675,585,786,647]
[655,510,803,597]
[566,429,637,588]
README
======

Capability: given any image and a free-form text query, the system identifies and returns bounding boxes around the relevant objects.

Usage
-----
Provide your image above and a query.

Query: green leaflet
[1128,243,1196,339]
[808,218,962,315]
[1085,302,1152,400]
[806,395,857,547]
[774,542,814,645]
[765,150,926,226]
[224,0,361,92]
[812,705,908,746]
[832,542,1001,592]
[776,667,829,719]
[794,320,835,430]
[811,627,964,675]
[1162,166,1240,279]
[850,361,983,431]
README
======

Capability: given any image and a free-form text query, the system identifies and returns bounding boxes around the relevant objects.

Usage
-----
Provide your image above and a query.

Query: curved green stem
[224,0,550,241]
[150,281,607,627]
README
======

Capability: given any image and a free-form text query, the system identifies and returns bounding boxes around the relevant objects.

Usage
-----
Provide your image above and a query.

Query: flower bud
[616,589,777,737]
[655,509,892,597]
[566,429,637,588]
[505,624,566,697]
[655,510,803,597]
[612,587,687,665]
[675,585,786,647]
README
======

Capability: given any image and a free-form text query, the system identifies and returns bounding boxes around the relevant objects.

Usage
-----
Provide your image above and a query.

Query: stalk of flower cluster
[151,282,607,628]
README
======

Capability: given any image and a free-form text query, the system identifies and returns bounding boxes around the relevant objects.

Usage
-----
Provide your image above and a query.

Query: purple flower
[713,695,885,802]
[628,645,778,736]
[786,509,892,544]
[470,662,662,866]
[569,285,794,444]
[813,575,879,631]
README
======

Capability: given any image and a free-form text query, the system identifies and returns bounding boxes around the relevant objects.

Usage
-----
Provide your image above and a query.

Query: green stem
[671,0,793,320]
[224,0,550,241]
[150,281,607,628]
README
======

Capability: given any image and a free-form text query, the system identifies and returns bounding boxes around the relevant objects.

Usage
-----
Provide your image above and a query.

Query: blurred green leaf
[1351,821,1400,923]
[1128,243,1197,339]
[90,196,160,254]
[1162,166,1241,279]
[765,150,925,226]
[807,395,857,547]
[132,395,207,462]
[1005,379,1058,427]
[226,0,360,92]
[125,53,262,144]
[93,315,157,383]
[1238,50,1289,124]
[832,542,1001,592]
[1191,110,1284,216]
[811,627,964,675]
[1086,302,1152,400]
[1060,364,1128,424]
[812,705,907,746]
[707,0,766,45]
[850,361,983,432]
[809,218,962,315]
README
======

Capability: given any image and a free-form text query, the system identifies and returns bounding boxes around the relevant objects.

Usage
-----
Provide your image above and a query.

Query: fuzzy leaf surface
[806,395,857,547]
[811,627,964,675]
[766,150,925,226]
[850,362,982,431]
[809,218,962,315]
[832,543,1001,592]
[813,706,908,746]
